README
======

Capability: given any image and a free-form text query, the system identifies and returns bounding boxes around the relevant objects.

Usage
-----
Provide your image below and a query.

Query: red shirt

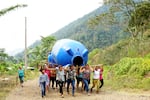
[99,69,103,80]
[45,69,51,79]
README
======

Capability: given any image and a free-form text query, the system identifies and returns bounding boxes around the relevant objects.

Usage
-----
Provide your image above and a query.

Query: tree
[27,36,56,67]
[0,4,27,16]
[27,45,42,67]
[40,36,56,59]
[0,48,8,62]
[89,0,149,38]
[129,1,150,37]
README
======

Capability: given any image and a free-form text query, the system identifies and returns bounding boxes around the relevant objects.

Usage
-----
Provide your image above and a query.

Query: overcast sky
[0,0,103,54]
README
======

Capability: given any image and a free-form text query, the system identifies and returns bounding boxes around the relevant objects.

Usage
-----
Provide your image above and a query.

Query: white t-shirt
[93,69,100,79]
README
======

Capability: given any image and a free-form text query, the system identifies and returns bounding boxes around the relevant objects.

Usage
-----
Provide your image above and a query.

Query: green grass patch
[103,57,150,90]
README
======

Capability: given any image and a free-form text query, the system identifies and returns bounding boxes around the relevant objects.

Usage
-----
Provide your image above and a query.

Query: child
[39,68,49,98]
[18,66,24,87]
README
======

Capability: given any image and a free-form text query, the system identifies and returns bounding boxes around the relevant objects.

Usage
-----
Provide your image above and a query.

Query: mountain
[14,40,41,58]
[50,4,130,51]
[7,48,24,56]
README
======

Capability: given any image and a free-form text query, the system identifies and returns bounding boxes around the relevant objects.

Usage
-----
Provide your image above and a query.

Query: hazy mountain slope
[51,4,129,51]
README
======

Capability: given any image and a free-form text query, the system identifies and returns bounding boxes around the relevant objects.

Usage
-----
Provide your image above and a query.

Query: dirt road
[6,78,150,100]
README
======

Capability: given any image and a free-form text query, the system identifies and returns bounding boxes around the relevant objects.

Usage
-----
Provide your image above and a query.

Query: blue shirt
[18,69,24,77]
[39,74,48,84]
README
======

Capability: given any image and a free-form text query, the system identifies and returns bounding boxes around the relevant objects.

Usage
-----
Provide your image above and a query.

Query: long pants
[50,77,56,88]
[56,80,58,88]
[99,79,104,88]
[64,75,66,87]
[40,82,46,97]
[83,78,89,93]
[67,79,75,95]
[58,81,64,95]
[91,79,100,91]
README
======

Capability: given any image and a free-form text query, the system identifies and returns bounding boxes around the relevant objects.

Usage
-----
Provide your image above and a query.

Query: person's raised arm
[89,65,93,72]
[80,67,85,73]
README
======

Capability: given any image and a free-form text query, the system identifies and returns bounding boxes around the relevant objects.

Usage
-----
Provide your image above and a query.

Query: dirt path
[6,78,150,100]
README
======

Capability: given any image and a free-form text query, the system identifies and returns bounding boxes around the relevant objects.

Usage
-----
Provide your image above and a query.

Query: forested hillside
[51,4,130,51]
[88,0,150,90]
[88,0,150,65]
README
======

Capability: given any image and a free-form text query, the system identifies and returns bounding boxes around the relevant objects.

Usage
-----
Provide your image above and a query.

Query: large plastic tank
[48,39,88,66]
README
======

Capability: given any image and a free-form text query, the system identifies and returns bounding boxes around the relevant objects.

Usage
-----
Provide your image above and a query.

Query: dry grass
[0,70,39,100]
[0,76,17,100]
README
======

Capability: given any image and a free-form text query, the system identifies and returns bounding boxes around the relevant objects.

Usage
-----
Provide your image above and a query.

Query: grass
[0,76,16,100]
[102,59,150,91]
[0,69,39,100]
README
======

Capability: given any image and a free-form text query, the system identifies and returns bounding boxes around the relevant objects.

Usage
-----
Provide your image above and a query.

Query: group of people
[38,63,104,98]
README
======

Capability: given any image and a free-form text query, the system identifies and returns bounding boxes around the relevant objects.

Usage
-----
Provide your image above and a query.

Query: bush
[105,57,150,90]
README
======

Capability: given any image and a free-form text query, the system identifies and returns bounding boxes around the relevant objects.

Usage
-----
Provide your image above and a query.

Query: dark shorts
[76,76,83,84]
[19,76,24,83]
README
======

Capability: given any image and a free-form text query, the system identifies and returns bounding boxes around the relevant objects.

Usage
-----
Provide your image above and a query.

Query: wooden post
[25,17,27,70]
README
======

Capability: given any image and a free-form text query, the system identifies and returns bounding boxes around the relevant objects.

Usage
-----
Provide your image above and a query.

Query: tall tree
[129,1,150,37]
[0,48,8,62]
[0,4,27,17]
[40,36,56,59]
[89,0,149,38]
[27,36,56,67]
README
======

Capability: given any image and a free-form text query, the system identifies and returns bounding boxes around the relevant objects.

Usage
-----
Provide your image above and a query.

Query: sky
[0,0,103,55]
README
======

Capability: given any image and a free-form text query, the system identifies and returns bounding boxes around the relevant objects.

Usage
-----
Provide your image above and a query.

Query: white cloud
[0,0,103,54]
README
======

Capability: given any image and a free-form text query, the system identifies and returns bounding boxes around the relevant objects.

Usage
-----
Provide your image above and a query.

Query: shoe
[88,93,90,96]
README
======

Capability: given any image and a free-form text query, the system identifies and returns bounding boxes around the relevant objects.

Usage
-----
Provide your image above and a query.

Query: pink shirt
[45,69,51,79]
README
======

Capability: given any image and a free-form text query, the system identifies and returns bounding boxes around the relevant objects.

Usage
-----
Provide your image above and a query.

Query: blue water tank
[48,39,88,66]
